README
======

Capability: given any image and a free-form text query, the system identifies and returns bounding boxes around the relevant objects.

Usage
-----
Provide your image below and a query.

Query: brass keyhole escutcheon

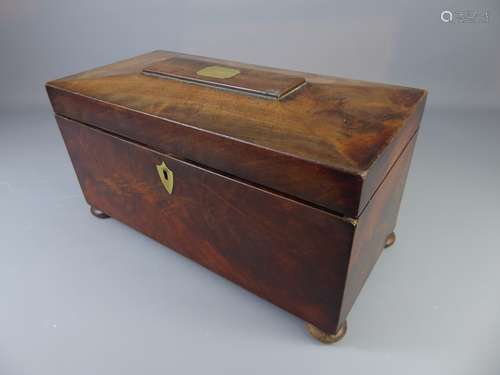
[156,161,174,194]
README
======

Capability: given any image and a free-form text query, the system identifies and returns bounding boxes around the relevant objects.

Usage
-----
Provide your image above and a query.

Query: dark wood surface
[340,133,417,323]
[143,57,306,99]
[46,50,427,217]
[57,115,356,333]
[49,52,425,335]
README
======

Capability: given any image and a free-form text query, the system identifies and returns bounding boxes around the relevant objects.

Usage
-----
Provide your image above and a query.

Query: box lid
[46,50,427,218]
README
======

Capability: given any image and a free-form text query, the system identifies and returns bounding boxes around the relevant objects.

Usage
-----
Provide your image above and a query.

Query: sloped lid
[46,50,427,218]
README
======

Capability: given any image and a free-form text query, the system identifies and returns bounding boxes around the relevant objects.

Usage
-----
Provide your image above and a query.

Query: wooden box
[46,51,426,343]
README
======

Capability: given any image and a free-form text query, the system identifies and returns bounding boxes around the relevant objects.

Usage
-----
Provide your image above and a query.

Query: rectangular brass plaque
[196,65,241,79]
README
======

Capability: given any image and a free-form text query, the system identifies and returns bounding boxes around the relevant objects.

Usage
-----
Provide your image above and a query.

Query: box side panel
[339,133,418,323]
[358,94,426,216]
[56,115,355,334]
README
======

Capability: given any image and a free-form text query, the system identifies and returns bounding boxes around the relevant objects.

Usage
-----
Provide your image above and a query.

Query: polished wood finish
[46,50,426,217]
[57,115,354,334]
[47,51,426,339]
[143,57,306,99]
[339,135,417,324]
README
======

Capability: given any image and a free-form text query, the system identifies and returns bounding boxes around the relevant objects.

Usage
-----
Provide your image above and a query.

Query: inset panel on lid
[142,57,306,100]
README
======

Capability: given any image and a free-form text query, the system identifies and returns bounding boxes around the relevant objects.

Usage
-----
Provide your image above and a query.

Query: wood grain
[57,115,355,333]
[143,57,306,99]
[48,51,425,336]
[340,133,418,323]
[46,50,427,217]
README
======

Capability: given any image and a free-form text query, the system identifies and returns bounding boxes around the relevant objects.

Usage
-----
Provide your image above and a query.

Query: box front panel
[56,115,355,333]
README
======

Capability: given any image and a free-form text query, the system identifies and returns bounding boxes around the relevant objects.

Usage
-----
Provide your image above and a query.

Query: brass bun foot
[90,206,110,219]
[384,232,396,248]
[306,321,347,344]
